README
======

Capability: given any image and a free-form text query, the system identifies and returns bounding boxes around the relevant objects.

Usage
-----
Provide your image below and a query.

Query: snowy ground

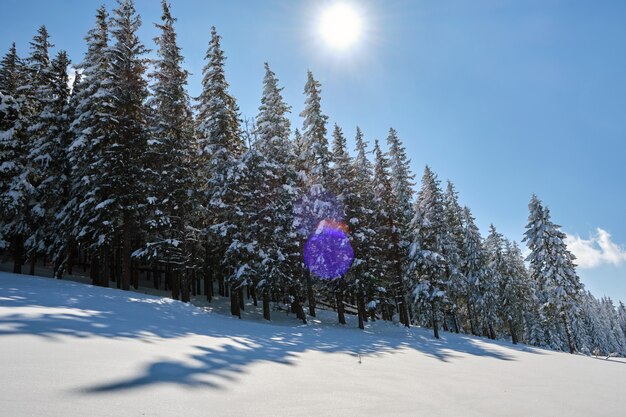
[0,272,624,417]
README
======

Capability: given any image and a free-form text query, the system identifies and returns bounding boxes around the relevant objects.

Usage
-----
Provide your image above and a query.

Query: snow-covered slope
[0,272,623,417]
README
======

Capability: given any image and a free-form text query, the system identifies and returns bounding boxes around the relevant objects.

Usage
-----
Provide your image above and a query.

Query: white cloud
[565,228,626,269]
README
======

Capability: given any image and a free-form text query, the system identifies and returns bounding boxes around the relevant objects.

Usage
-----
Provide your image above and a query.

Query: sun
[319,3,362,50]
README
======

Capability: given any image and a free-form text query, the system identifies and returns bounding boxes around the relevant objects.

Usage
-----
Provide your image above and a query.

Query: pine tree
[442,181,465,332]
[0,44,30,270]
[195,25,244,314]
[460,206,486,335]
[524,195,583,353]
[408,166,450,338]
[138,0,197,301]
[103,0,150,290]
[249,63,300,321]
[481,224,504,339]
[295,71,338,317]
[27,50,72,277]
[371,140,409,327]
[63,5,116,287]
[501,240,532,344]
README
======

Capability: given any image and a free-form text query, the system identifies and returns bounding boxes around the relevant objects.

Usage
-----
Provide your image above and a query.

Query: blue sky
[1,0,625,302]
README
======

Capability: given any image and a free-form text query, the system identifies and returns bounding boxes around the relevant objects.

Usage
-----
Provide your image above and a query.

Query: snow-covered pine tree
[384,128,414,327]
[295,70,338,317]
[347,128,381,326]
[408,166,450,338]
[327,123,355,324]
[523,195,583,353]
[139,0,197,301]
[195,25,244,314]
[371,140,409,327]
[63,5,115,287]
[27,50,72,277]
[500,240,532,344]
[481,224,504,339]
[103,0,150,290]
[0,43,30,272]
[246,63,300,321]
[442,180,465,333]
[460,206,486,335]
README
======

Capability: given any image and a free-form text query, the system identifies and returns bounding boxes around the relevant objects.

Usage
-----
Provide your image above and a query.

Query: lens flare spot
[303,220,354,280]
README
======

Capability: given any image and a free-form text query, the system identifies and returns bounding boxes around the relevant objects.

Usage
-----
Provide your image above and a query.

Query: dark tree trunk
[29,253,36,275]
[12,234,24,274]
[508,318,518,345]
[452,311,460,333]
[306,270,316,317]
[90,252,99,286]
[180,268,190,303]
[488,323,496,340]
[238,286,245,311]
[218,274,225,297]
[291,297,307,324]
[251,282,258,307]
[121,215,131,291]
[230,284,241,318]
[152,262,159,289]
[357,291,366,330]
[442,314,450,332]
[467,298,477,336]
[262,289,270,321]
[131,259,139,289]
[563,314,576,354]
[336,292,346,325]
[432,303,440,339]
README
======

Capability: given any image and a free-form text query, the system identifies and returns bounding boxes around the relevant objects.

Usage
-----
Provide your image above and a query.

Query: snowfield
[0,272,624,417]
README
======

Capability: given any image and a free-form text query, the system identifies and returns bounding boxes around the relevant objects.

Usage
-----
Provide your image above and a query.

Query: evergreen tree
[27,50,72,277]
[103,0,150,290]
[248,63,300,321]
[195,25,244,314]
[0,44,30,271]
[460,206,486,336]
[139,0,197,301]
[442,181,465,332]
[63,5,115,287]
[408,166,450,338]
[524,195,583,353]
[371,140,410,327]
[295,71,338,317]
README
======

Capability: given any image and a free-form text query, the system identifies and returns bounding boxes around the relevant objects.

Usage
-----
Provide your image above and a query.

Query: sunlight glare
[319,3,362,50]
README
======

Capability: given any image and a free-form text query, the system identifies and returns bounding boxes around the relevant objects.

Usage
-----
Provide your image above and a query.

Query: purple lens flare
[303,220,354,280]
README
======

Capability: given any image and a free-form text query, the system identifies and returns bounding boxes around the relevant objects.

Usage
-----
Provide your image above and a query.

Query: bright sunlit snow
[0,272,624,417]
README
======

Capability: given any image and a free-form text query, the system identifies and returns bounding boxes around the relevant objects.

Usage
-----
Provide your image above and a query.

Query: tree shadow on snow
[0,274,525,393]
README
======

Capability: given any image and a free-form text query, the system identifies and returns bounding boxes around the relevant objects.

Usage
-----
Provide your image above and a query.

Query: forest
[1,0,625,357]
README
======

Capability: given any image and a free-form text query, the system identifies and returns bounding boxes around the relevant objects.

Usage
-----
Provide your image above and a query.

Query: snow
[0,272,624,417]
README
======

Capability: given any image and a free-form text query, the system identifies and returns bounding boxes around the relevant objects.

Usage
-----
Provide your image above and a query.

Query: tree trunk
[563,314,576,354]
[291,297,307,324]
[180,268,190,303]
[336,292,346,325]
[508,318,518,345]
[152,261,159,289]
[306,270,316,317]
[488,323,496,340]
[432,303,440,339]
[357,291,366,330]
[12,234,24,274]
[121,214,131,291]
[29,253,36,275]
[467,298,477,336]
[452,311,460,333]
[251,282,258,307]
[230,284,241,318]
[90,252,99,286]
[262,289,270,321]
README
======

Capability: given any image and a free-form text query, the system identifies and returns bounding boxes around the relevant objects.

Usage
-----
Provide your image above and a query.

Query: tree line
[1,0,625,356]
